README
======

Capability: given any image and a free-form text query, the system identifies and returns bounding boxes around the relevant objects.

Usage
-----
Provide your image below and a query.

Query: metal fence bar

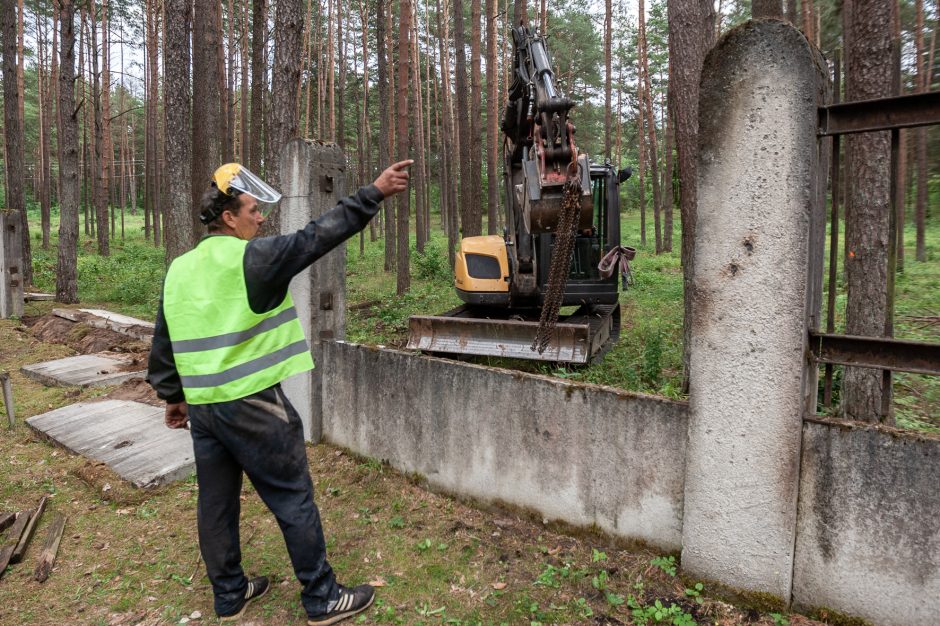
[809,332,940,376]
[818,90,940,136]
[824,52,842,408]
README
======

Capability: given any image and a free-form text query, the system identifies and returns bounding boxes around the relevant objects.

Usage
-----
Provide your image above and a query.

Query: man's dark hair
[201,186,243,231]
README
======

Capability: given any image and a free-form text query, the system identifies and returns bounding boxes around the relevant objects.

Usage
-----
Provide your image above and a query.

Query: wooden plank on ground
[10,496,47,564]
[0,513,14,533]
[26,400,195,488]
[20,354,145,388]
[0,511,32,580]
[33,515,66,582]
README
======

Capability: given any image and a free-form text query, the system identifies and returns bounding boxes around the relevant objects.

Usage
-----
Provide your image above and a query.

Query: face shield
[213,163,282,204]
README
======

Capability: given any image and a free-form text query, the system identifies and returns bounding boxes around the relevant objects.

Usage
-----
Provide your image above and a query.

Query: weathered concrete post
[279,139,347,441]
[0,210,24,319]
[681,21,827,600]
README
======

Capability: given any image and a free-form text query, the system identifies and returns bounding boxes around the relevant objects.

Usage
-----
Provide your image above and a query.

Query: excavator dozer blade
[406,304,618,364]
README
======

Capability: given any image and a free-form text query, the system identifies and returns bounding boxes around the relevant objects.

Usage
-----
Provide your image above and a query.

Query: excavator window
[466,254,502,280]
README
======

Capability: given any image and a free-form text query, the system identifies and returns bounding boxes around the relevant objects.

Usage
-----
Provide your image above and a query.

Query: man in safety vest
[147,159,411,624]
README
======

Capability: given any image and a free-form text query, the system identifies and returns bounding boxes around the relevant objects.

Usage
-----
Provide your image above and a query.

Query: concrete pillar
[681,20,827,600]
[279,139,347,441]
[0,210,24,319]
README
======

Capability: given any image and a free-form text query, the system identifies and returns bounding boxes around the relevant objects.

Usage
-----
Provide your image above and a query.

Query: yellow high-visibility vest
[163,236,313,404]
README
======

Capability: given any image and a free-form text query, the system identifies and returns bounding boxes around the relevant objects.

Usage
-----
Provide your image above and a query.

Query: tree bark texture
[486,0,499,235]
[915,0,928,262]
[3,0,27,295]
[193,0,224,240]
[397,0,413,294]
[266,0,304,236]
[377,0,395,271]
[250,0,266,173]
[668,0,714,391]
[843,0,895,423]
[89,2,109,256]
[56,1,80,304]
[453,0,472,236]
[164,0,194,263]
[604,0,612,159]
[469,0,483,235]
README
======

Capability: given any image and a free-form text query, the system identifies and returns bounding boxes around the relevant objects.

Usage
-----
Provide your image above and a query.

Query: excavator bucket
[406,304,619,365]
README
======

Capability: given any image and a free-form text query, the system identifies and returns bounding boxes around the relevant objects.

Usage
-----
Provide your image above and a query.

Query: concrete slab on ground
[24,292,54,301]
[26,399,194,488]
[21,354,145,388]
[53,308,154,341]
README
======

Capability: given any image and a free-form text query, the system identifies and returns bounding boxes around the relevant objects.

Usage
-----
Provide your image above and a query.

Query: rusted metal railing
[813,55,940,418]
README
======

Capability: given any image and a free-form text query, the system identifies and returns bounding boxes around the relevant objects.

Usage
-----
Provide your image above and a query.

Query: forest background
[1,0,938,431]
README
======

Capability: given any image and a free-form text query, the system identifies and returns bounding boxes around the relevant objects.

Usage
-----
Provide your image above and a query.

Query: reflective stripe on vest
[162,236,314,404]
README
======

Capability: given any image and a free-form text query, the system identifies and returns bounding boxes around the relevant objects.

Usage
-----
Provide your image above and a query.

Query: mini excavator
[406,24,633,364]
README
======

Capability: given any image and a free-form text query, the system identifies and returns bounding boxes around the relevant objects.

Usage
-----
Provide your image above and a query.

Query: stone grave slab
[53,308,154,341]
[21,353,145,388]
[27,399,194,488]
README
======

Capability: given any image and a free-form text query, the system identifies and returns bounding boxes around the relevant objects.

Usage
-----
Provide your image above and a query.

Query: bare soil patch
[104,377,162,407]
[27,313,149,355]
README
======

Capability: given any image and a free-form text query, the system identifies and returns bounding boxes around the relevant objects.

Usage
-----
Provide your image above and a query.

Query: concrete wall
[321,341,689,551]
[794,418,940,626]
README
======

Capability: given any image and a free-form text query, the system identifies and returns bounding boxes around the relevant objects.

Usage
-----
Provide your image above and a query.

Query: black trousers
[188,384,338,617]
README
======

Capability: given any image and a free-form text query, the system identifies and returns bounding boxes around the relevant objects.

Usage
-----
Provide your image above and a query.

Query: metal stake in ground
[0,371,14,427]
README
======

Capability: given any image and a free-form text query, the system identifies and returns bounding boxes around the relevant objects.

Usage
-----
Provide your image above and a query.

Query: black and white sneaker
[307,584,375,625]
[218,576,270,621]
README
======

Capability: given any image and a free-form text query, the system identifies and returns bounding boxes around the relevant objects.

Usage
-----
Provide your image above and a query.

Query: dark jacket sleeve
[146,298,185,404]
[244,184,384,313]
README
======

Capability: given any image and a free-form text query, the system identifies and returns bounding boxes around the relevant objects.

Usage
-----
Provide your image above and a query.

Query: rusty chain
[531,176,583,355]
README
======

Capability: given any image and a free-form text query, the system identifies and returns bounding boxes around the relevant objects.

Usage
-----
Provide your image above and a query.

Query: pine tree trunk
[397,0,413,294]
[337,0,346,149]
[604,0,612,160]
[90,1,109,256]
[378,0,395,272]
[411,17,427,253]
[663,97,675,253]
[164,0,194,262]
[241,0,251,160]
[469,0,483,235]
[915,0,928,262]
[843,0,896,423]
[486,0,499,235]
[101,0,114,241]
[327,0,335,140]
[250,0,266,173]
[266,0,304,236]
[78,6,89,236]
[3,0,28,291]
[454,0,472,236]
[436,0,457,266]
[193,0,224,239]
[37,10,51,250]
[637,74,646,246]
[668,0,714,392]
[148,2,162,247]
[57,1,81,303]
[639,0,662,254]
[15,0,32,285]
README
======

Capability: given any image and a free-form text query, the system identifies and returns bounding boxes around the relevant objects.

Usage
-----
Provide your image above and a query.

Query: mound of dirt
[105,377,162,407]
[28,314,150,355]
